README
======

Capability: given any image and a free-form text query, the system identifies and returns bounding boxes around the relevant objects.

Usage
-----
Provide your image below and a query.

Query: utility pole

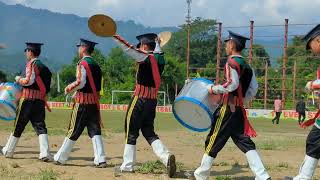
[186,0,192,79]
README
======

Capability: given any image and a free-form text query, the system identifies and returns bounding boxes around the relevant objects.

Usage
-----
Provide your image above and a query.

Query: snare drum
[173,78,220,132]
[0,82,22,121]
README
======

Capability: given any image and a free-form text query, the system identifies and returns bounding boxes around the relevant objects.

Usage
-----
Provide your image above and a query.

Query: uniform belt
[21,88,44,100]
[74,92,98,104]
[133,84,158,99]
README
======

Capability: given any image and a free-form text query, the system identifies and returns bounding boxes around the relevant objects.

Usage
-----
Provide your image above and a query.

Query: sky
[1,0,320,27]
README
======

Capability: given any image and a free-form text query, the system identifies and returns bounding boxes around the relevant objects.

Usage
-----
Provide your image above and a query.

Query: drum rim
[2,82,21,89]
[191,78,213,84]
[0,99,16,112]
[0,114,15,121]
[0,99,15,121]
[173,96,213,132]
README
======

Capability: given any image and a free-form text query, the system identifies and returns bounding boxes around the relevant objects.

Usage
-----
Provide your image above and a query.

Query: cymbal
[88,14,117,37]
[158,31,172,47]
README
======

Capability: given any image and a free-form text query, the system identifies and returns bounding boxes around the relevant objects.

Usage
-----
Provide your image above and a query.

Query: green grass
[36,169,59,180]
[215,176,232,180]
[136,160,166,174]
[0,110,184,135]
[0,110,311,136]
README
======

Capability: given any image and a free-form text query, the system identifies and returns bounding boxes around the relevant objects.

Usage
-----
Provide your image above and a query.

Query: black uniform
[125,53,165,145]
[65,56,102,141]
[14,58,50,137]
[205,56,256,157]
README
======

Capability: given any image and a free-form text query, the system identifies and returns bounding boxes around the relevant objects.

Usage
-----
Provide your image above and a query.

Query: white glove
[64,87,69,95]
[305,81,312,91]
[15,76,21,83]
[206,84,213,94]
[184,79,191,85]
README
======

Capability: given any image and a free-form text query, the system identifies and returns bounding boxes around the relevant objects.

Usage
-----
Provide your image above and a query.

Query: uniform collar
[230,55,243,58]
[82,55,92,59]
[28,57,38,64]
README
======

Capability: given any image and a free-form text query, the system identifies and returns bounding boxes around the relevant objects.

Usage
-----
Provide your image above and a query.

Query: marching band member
[2,42,52,161]
[191,31,271,180]
[285,24,320,180]
[53,39,107,168]
[112,33,176,177]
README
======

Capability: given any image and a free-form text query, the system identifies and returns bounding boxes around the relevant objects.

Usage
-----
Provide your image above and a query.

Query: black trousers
[205,105,256,158]
[272,112,281,124]
[306,126,320,159]
[125,96,159,145]
[298,112,306,124]
[13,99,47,137]
[66,103,101,141]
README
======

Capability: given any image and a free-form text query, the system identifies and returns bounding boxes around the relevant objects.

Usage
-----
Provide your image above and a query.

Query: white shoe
[92,135,106,165]
[39,134,52,161]
[151,139,176,177]
[194,154,214,180]
[293,155,319,180]
[245,150,270,180]
[53,138,75,164]
[151,139,171,165]
[2,134,19,158]
[120,144,136,172]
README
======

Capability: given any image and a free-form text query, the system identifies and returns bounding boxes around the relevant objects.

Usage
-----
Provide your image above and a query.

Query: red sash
[80,60,104,128]
[228,58,257,137]
[149,54,161,90]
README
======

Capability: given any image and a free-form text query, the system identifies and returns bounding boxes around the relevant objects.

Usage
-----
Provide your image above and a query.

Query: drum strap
[149,54,161,90]
[80,60,104,128]
[228,58,257,137]
[33,62,51,112]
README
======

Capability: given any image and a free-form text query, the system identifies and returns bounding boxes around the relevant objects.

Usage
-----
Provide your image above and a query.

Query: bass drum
[173,78,221,132]
[0,82,22,121]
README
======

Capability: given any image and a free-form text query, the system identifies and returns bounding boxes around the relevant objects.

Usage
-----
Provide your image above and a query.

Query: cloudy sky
[1,0,320,27]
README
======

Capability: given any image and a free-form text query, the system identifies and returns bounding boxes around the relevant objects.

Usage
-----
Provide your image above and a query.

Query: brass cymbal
[88,14,117,37]
[158,31,172,47]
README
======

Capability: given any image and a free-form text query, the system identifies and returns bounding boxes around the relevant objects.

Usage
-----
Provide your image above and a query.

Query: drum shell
[0,82,22,121]
[173,78,220,132]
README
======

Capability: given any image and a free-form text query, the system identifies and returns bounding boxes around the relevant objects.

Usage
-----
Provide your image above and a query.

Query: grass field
[0,110,318,180]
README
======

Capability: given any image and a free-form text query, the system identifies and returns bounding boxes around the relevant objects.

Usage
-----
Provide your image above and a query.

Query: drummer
[112,33,176,177]
[190,31,271,180]
[2,42,52,161]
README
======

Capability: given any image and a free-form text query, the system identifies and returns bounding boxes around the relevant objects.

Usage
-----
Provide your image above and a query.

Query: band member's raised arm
[112,35,148,62]
[65,64,86,94]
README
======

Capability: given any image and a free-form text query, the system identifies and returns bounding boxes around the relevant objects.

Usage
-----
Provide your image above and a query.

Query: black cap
[24,42,43,52]
[302,24,320,50]
[136,33,157,48]
[224,30,250,49]
[76,38,98,48]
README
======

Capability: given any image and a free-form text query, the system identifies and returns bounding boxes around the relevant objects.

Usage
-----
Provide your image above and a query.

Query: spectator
[272,95,282,124]
[296,96,308,125]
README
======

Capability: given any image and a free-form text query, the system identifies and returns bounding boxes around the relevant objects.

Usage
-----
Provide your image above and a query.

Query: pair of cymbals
[88,14,172,47]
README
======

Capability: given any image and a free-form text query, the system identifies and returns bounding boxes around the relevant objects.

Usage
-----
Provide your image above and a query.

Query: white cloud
[1,0,320,27]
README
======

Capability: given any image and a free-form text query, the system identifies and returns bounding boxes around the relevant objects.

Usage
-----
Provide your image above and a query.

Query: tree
[102,47,136,104]
[164,17,217,68]
[0,70,7,82]
[161,54,186,102]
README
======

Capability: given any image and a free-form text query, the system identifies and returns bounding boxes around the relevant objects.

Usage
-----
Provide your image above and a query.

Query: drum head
[173,97,212,132]
[173,78,218,132]
[0,100,16,121]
